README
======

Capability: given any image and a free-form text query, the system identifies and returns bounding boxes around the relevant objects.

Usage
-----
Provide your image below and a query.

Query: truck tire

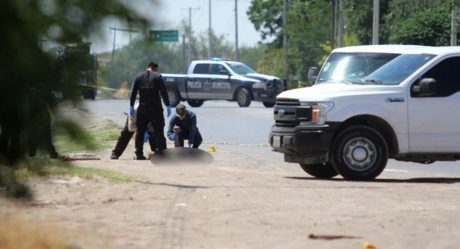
[187,100,204,107]
[168,90,181,107]
[236,88,252,107]
[263,101,275,108]
[331,125,388,180]
[82,87,96,100]
[299,163,338,178]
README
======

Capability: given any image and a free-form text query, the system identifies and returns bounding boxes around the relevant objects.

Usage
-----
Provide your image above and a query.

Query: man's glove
[129,107,135,117]
[144,131,150,143]
[166,105,172,117]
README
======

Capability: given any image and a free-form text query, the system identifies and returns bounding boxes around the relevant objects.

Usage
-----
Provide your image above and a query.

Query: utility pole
[182,7,200,65]
[283,0,288,82]
[111,24,116,60]
[208,0,212,58]
[337,0,344,47]
[331,0,336,48]
[110,25,139,59]
[235,0,240,61]
[182,34,187,72]
[372,0,380,45]
[451,1,458,46]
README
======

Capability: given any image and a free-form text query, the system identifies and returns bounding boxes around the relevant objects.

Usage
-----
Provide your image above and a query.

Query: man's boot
[111,151,119,160]
[135,153,147,160]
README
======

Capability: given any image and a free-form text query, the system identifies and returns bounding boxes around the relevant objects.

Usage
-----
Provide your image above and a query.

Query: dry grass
[0,215,79,249]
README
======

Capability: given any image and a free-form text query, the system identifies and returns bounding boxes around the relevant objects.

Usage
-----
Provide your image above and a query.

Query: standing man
[130,62,171,160]
[167,104,203,149]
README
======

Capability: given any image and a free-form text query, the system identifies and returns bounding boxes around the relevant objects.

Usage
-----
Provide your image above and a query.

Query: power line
[110,25,139,60]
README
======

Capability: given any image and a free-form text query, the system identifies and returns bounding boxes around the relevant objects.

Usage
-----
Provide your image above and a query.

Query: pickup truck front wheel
[187,100,204,107]
[331,125,388,180]
[236,88,252,107]
[299,163,338,178]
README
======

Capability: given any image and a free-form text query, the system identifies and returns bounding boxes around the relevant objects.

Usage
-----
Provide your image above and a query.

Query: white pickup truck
[270,45,460,180]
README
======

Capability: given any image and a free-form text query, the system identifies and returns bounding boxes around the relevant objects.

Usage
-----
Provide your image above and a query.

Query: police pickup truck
[162,59,286,107]
[270,45,460,180]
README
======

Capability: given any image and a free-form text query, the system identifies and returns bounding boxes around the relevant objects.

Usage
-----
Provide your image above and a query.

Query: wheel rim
[169,91,178,105]
[237,89,247,104]
[342,137,377,172]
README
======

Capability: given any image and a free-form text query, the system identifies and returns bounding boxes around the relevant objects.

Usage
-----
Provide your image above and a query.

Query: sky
[91,0,262,53]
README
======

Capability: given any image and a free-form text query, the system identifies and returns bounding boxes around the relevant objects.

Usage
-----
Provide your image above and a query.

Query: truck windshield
[317,52,435,85]
[226,62,256,75]
[363,54,435,85]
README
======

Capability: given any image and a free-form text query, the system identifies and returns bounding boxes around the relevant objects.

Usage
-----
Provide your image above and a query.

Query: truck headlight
[301,101,334,125]
[252,82,267,89]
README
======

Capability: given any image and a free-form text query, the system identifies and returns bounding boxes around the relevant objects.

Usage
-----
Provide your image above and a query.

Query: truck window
[317,53,399,84]
[418,57,460,97]
[193,63,211,74]
[225,62,255,75]
[210,64,228,75]
[364,54,434,85]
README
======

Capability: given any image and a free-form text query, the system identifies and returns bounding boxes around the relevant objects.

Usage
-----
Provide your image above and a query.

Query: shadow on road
[284,176,460,184]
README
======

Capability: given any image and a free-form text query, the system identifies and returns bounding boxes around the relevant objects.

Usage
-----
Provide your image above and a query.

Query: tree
[0,0,148,164]
[389,4,452,45]
[248,0,332,84]
[102,40,182,89]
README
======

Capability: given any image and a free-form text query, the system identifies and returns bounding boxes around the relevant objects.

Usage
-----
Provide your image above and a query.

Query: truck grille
[274,98,311,127]
[276,98,300,106]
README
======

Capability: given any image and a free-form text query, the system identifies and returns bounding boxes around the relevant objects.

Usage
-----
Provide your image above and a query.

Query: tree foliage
[248,0,460,85]
[0,0,148,164]
[102,40,182,89]
[248,0,332,83]
[101,23,266,90]
[389,4,452,46]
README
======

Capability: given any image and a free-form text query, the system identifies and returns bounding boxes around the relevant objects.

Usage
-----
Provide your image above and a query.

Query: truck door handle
[386,97,405,102]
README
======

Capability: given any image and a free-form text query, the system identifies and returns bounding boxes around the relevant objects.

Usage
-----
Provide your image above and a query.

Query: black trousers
[112,117,156,157]
[135,105,166,156]
[176,129,203,149]
[28,103,57,158]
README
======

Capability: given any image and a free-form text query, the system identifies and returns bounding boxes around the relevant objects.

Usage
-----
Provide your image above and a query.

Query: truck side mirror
[412,78,438,97]
[307,67,319,84]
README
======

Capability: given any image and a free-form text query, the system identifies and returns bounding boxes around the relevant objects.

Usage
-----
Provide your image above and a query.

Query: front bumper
[269,122,340,164]
[253,81,286,102]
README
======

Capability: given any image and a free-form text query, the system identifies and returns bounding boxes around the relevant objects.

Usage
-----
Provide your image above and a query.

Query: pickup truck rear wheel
[263,101,275,108]
[187,100,204,107]
[331,125,388,180]
[299,163,338,178]
[236,88,252,107]
[168,90,180,107]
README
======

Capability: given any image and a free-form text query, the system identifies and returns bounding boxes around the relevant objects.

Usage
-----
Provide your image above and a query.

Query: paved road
[82,99,460,177]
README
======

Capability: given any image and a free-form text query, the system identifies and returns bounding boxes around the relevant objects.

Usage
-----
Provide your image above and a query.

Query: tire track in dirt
[160,188,196,249]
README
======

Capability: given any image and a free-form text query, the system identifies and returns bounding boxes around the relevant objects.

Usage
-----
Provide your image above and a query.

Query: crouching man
[167,104,203,149]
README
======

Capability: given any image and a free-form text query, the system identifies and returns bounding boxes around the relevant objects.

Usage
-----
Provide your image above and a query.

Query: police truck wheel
[236,88,252,107]
[299,163,338,178]
[187,100,204,107]
[331,125,389,180]
[263,101,275,108]
[168,90,180,107]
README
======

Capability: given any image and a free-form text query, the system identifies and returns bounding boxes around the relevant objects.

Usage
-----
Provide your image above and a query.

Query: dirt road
[1,107,460,249]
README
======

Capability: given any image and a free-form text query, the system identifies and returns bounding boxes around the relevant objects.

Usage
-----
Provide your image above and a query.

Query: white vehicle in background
[270,45,460,180]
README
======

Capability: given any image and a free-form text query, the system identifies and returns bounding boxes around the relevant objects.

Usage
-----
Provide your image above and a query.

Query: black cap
[176,104,186,115]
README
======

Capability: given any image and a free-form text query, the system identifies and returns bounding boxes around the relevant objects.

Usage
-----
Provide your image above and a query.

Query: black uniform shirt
[130,70,170,110]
